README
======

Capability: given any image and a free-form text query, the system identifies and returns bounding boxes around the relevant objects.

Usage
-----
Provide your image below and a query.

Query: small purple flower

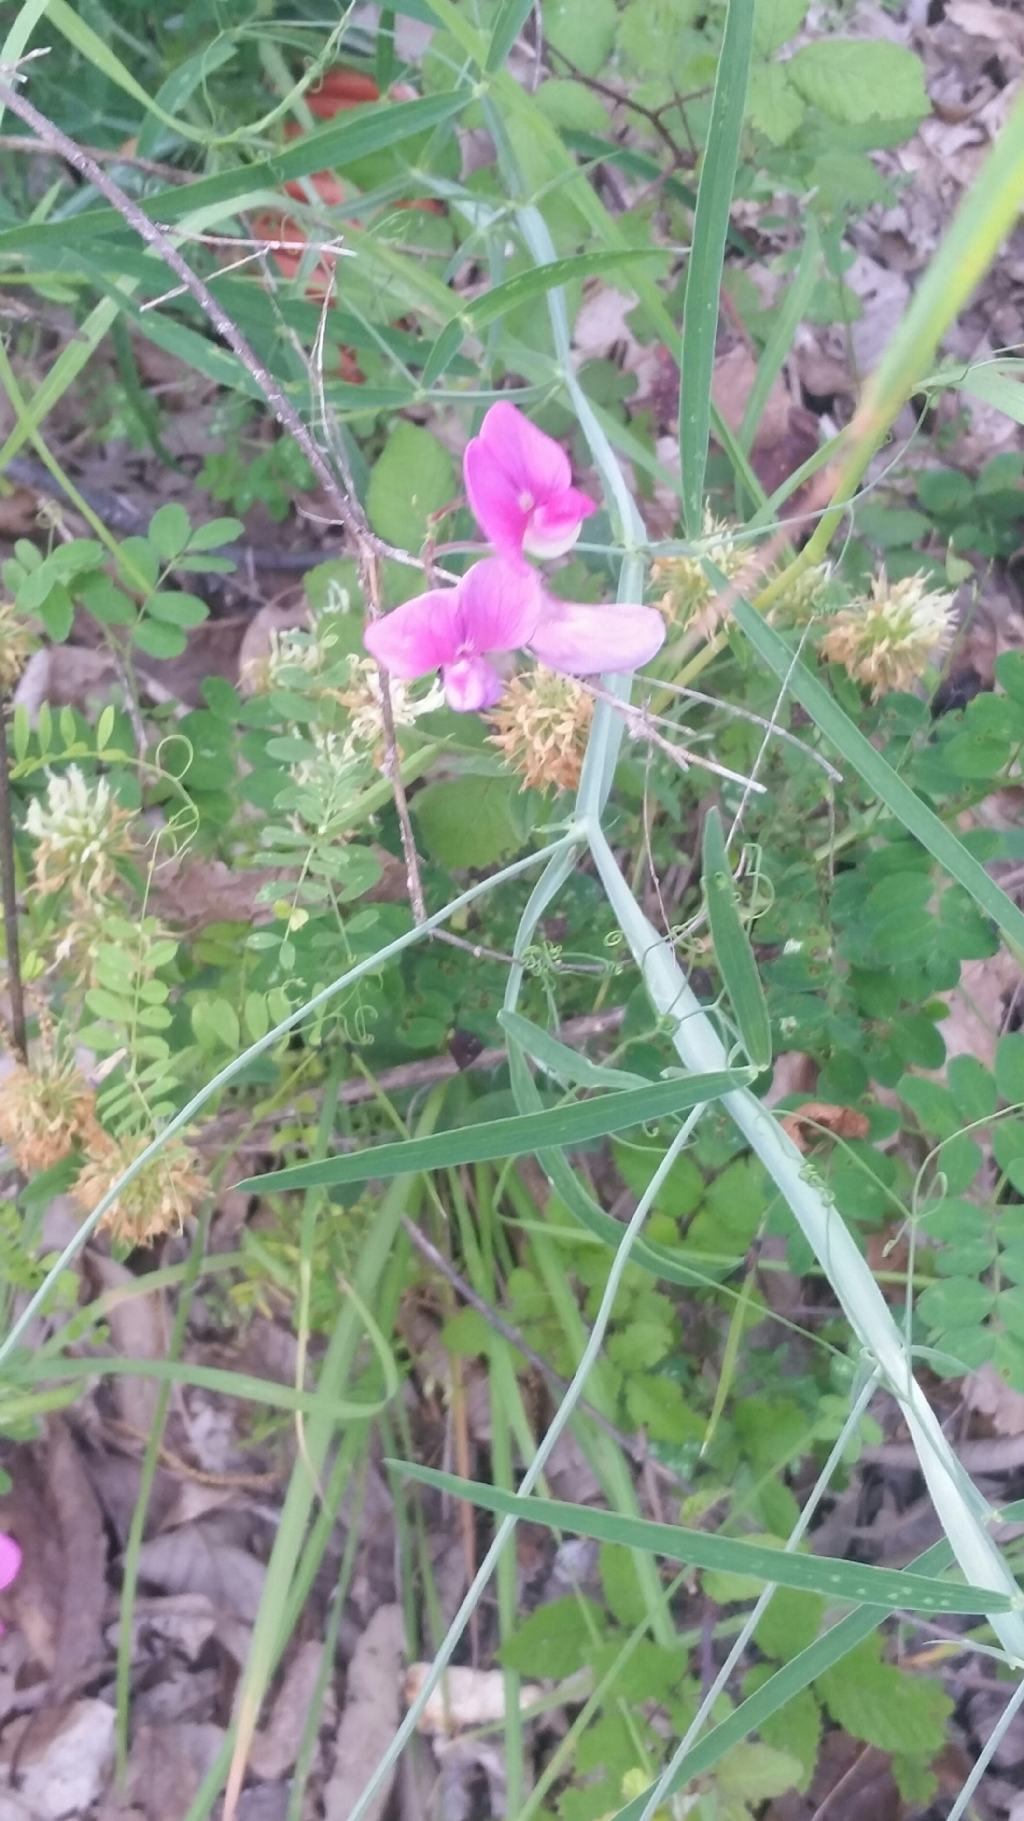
[464,402,596,560]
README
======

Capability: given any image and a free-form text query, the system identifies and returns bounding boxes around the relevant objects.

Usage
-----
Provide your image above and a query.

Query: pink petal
[457,558,542,655]
[0,1533,20,1594]
[443,655,505,712]
[523,487,597,560]
[465,404,577,555]
[464,435,530,557]
[529,602,666,676]
[363,589,463,679]
[479,402,572,497]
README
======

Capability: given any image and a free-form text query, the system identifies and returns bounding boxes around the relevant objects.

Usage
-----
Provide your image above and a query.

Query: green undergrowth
[2,2,1024,1819]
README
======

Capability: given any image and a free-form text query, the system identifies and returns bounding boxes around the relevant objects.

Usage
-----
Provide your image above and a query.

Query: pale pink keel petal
[464,402,596,558]
[529,602,666,676]
[363,589,463,679]
[0,1532,20,1593]
[457,558,542,653]
[522,488,596,560]
[443,654,504,712]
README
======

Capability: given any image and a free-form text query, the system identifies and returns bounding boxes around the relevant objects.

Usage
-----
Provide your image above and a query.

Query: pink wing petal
[464,435,528,556]
[457,558,543,655]
[0,1533,20,1593]
[363,589,464,679]
[478,401,571,498]
[443,655,505,712]
[529,602,666,676]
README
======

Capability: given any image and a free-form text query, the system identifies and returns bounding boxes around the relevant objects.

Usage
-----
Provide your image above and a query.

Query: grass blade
[393,1467,1013,1614]
[701,806,772,1070]
[498,1009,651,1090]
[679,0,755,532]
[238,1066,750,1194]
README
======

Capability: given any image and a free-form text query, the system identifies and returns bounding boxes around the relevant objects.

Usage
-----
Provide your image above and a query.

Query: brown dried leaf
[250,1642,332,1781]
[779,1103,870,1151]
[8,1699,116,1820]
[323,1604,404,1821]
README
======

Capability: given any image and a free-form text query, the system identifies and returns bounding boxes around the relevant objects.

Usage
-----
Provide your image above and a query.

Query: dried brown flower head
[488,669,594,792]
[650,510,749,640]
[0,603,32,694]
[820,571,956,700]
[0,1057,100,1174]
[74,1132,207,1248]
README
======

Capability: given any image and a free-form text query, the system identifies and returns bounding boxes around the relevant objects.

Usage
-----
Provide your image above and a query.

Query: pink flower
[0,1531,20,1631]
[365,558,542,712]
[464,402,596,560]
[364,557,665,711]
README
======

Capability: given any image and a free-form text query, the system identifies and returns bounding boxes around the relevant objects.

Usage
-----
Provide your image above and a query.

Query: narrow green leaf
[487,0,536,69]
[725,579,1024,957]
[499,1009,651,1091]
[679,0,756,530]
[394,1466,1013,1614]
[238,1067,749,1195]
[0,93,467,256]
[702,807,772,1069]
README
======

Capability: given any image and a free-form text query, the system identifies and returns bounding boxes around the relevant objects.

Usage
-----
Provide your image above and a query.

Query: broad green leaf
[702,807,771,1069]
[725,581,1024,958]
[367,422,455,549]
[679,0,756,532]
[746,64,805,147]
[499,1009,651,1091]
[617,0,702,76]
[392,1466,1014,1613]
[413,773,520,869]
[787,40,929,128]
[543,0,618,75]
[238,1066,749,1195]
[817,1636,952,1756]
[754,0,807,52]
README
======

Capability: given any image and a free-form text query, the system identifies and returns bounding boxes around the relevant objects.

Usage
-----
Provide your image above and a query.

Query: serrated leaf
[498,1594,606,1678]
[754,0,807,51]
[747,64,805,145]
[787,40,929,128]
[817,1636,952,1755]
[716,1740,801,1803]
